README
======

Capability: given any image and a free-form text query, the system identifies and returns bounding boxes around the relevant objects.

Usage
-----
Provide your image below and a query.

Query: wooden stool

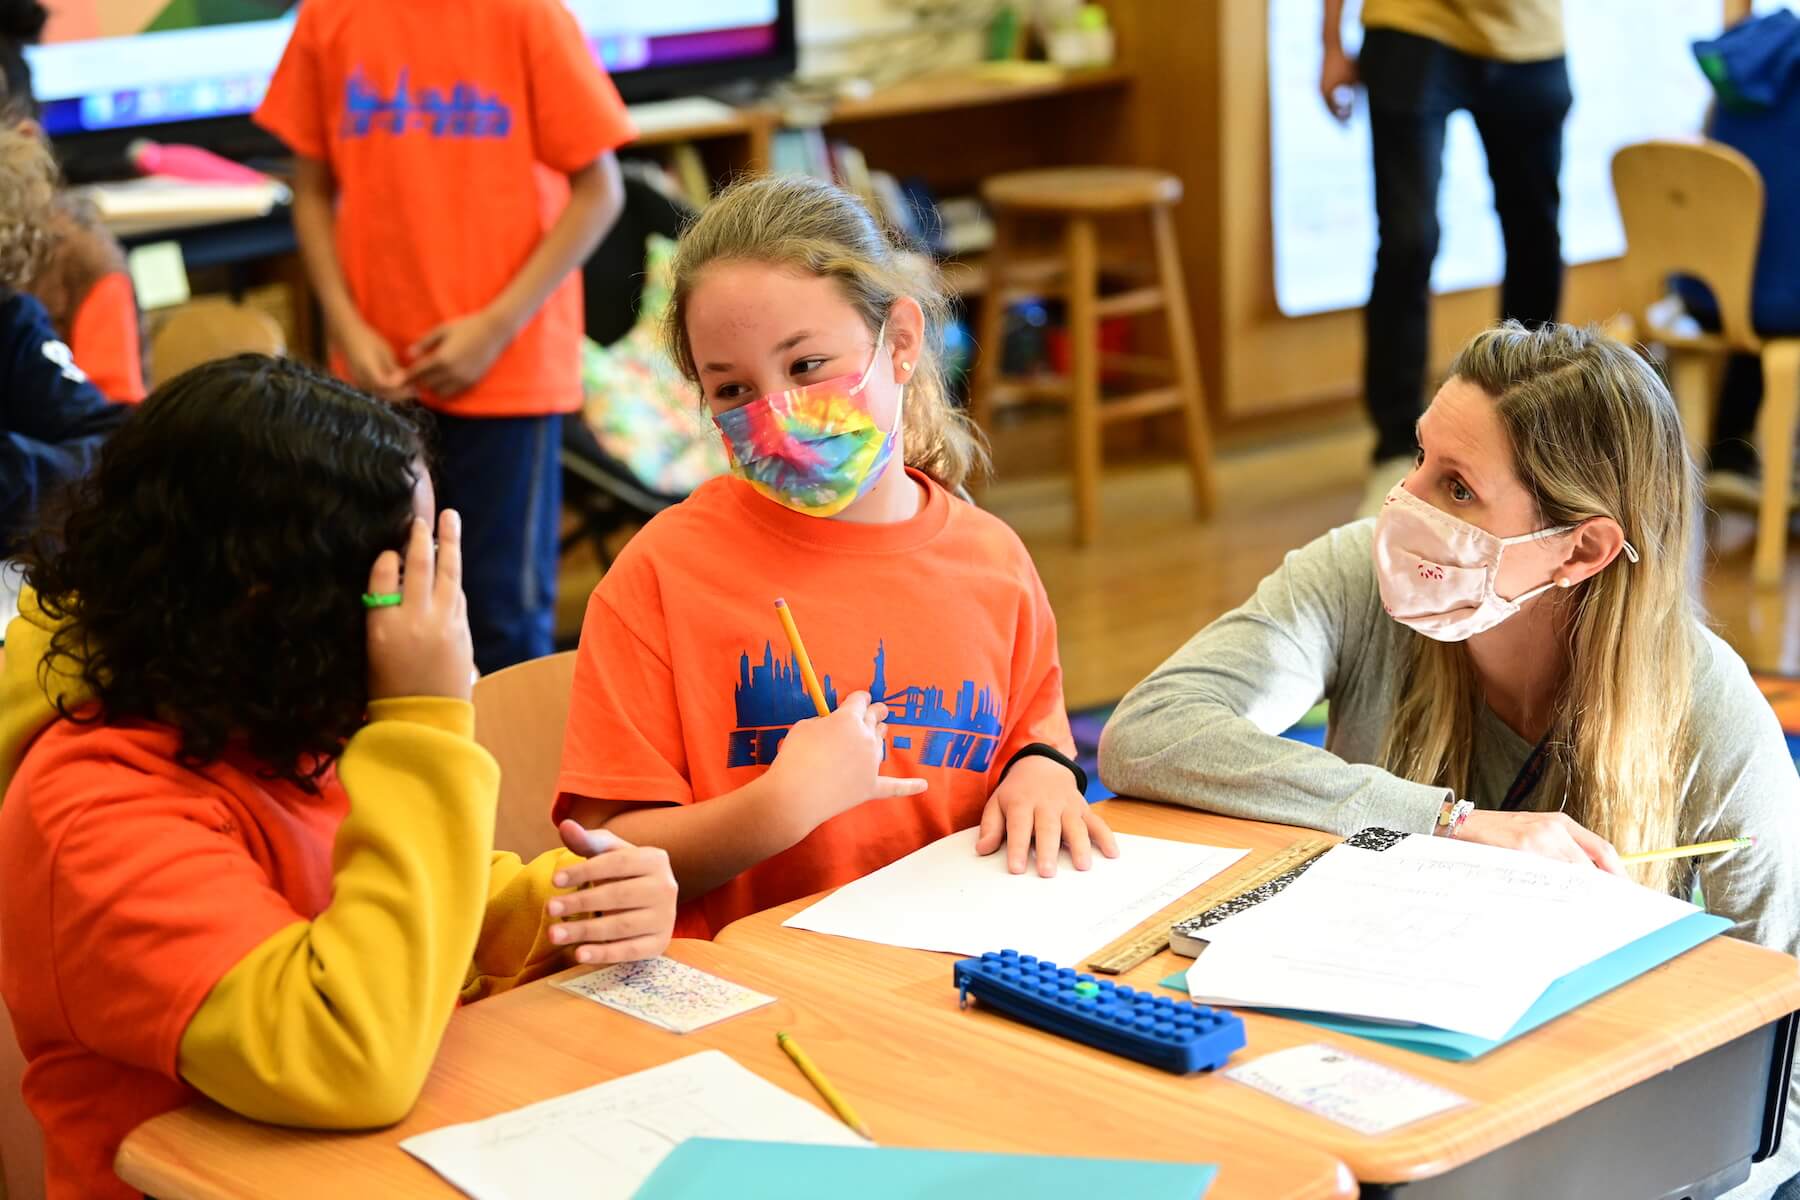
[971,167,1216,544]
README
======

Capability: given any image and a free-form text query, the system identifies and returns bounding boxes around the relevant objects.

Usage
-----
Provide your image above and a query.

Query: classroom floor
[554,418,1800,709]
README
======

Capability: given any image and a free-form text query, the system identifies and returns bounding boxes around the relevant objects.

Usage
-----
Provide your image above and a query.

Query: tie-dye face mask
[713,323,901,518]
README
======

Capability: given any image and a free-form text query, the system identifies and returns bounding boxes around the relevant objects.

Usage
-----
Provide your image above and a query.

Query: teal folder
[1159,910,1730,1061]
[633,1139,1218,1199]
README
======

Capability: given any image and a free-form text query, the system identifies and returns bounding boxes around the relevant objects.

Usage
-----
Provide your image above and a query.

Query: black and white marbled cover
[1176,827,1409,934]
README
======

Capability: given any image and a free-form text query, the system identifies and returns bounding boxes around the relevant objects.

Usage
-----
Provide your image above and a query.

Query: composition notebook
[1163,828,1728,1061]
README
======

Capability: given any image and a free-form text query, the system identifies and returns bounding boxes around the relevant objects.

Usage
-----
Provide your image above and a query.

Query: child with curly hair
[0,355,677,1199]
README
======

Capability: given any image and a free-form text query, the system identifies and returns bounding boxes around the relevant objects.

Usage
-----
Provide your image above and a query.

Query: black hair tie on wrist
[997,742,1089,799]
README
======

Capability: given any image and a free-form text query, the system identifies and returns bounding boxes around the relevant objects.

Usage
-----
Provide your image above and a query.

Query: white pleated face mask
[1372,485,1639,642]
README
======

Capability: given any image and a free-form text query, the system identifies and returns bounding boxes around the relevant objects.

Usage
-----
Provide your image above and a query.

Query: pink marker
[128,139,269,186]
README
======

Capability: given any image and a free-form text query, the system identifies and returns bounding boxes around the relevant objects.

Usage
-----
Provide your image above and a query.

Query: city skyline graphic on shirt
[341,69,513,139]
[728,639,1003,773]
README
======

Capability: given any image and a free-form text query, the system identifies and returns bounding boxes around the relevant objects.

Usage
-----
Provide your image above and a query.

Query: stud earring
[900,360,913,374]
[1558,577,1573,588]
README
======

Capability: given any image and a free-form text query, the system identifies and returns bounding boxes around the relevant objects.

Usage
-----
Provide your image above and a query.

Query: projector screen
[25,0,781,137]
[1268,0,1787,318]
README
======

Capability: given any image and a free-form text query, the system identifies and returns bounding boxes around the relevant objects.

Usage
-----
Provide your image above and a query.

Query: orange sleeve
[993,563,1077,778]
[253,4,330,160]
[553,578,693,824]
[520,0,637,173]
[69,272,145,404]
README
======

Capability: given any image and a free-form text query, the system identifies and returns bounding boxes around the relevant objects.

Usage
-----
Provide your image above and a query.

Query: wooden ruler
[1085,837,1335,974]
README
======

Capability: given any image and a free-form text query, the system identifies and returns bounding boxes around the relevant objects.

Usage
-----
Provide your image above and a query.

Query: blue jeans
[432,412,561,674]
[1359,27,1573,463]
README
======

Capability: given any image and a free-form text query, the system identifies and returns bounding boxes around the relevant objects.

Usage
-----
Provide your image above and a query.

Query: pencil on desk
[774,598,831,718]
[1621,837,1755,865]
[777,1030,874,1141]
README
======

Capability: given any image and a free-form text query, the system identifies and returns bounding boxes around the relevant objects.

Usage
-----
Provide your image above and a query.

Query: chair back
[1611,138,1764,350]
[148,299,287,388]
[0,936,44,1200]
[472,651,578,861]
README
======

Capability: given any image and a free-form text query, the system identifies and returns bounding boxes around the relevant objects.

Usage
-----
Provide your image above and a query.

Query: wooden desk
[115,938,1354,1200]
[717,800,1800,1198]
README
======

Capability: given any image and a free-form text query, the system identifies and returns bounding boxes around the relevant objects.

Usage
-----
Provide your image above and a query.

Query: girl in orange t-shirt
[555,176,1118,939]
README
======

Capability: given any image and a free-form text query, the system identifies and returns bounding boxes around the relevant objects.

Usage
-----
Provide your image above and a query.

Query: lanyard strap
[1502,734,1554,811]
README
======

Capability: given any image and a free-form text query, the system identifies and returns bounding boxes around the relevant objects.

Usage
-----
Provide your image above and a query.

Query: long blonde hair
[665,174,987,491]
[0,126,54,292]
[1379,322,1699,893]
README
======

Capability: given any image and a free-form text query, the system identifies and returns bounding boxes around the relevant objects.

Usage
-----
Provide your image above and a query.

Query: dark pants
[1360,28,1573,463]
[432,411,562,675]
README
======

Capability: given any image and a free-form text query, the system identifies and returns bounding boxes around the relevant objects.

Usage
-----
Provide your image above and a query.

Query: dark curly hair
[20,354,428,788]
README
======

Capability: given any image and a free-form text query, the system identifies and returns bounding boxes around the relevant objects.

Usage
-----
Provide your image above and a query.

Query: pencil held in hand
[1620,837,1754,865]
[775,598,831,717]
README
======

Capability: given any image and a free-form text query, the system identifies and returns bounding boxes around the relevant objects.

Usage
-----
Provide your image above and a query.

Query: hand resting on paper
[976,755,1119,878]
[1454,809,1628,877]
[547,820,680,964]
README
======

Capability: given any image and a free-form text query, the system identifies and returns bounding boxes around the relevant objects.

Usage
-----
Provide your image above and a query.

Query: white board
[1269,1,1786,317]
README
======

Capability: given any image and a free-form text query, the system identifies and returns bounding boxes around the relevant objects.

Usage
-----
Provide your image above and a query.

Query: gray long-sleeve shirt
[1099,518,1800,1198]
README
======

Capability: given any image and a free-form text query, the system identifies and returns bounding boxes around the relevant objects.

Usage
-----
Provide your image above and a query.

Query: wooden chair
[972,167,1216,544]
[471,650,578,861]
[1611,138,1800,587]
[147,299,286,389]
[0,936,44,1200]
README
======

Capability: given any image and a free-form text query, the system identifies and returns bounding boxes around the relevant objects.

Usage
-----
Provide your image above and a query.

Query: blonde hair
[0,125,54,291]
[665,174,987,491]
[1379,322,1699,894]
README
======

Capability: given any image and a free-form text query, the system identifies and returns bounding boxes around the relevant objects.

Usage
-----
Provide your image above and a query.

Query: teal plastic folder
[632,1139,1218,1199]
[1159,910,1730,1061]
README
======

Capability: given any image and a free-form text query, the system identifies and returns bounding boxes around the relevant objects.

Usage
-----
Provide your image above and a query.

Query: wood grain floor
[555,421,1800,709]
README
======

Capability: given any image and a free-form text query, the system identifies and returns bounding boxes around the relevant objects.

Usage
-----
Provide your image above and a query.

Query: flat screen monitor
[26,0,793,144]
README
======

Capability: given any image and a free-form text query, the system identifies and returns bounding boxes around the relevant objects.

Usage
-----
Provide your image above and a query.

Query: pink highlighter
[127,139,270,186]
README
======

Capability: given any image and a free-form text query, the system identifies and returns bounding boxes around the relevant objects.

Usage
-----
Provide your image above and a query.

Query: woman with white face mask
[1100,320,1800,1197]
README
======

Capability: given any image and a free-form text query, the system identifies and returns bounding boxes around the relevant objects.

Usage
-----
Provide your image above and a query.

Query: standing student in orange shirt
[555,176,1119,940]
[255,0,631,672]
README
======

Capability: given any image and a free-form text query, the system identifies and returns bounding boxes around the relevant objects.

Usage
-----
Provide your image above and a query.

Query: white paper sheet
[781,828,1247,966]
[1187,835,1699,1040]
[400,1051,863,1200]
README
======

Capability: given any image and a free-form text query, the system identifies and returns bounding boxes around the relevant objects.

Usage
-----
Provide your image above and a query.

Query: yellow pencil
[774,598,831,718]
[777,1031,874,1141]
[1621,837,1755,865]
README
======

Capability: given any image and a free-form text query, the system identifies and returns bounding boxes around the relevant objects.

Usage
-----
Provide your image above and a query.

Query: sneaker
[1357,455,1415,519]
